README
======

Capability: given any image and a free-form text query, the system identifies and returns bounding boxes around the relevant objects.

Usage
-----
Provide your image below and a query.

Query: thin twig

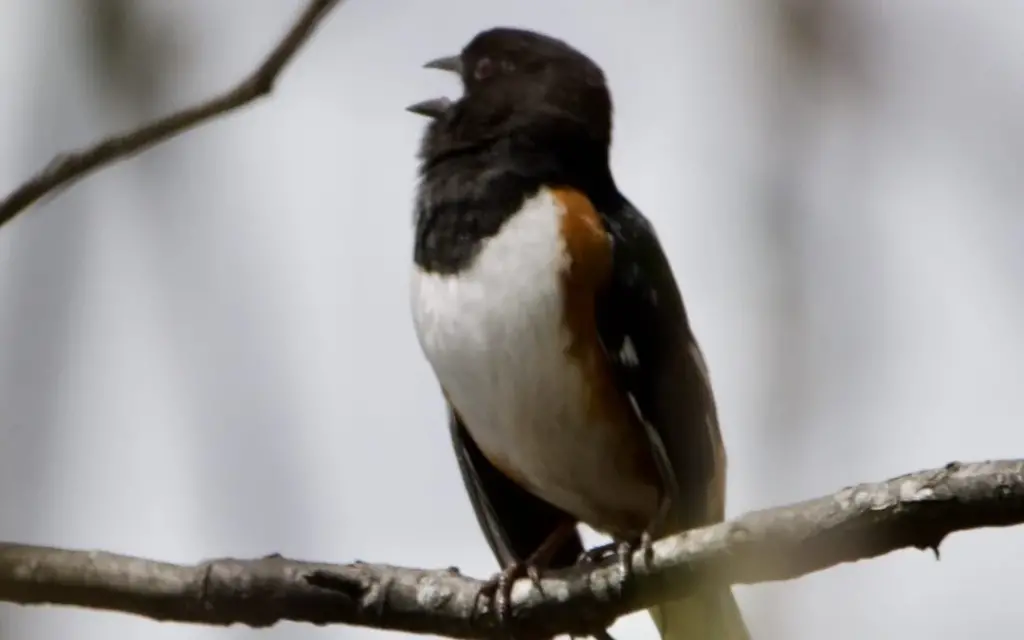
[2,459,1022,639]
[0,0,342,229]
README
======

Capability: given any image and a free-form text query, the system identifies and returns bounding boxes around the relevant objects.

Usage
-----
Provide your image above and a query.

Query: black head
[409,28,614,165]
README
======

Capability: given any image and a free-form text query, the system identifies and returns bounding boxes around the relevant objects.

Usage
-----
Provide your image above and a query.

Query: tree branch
[0,0,343,230]
[2,459,1022,638]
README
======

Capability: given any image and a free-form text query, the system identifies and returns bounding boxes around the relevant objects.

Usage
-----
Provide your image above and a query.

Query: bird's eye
[474,57,495,81]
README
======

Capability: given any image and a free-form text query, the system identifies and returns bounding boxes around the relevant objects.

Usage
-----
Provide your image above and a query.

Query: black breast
[413,151,542,274]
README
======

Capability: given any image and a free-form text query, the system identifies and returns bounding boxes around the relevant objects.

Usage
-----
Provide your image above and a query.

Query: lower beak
[406,97,453,119]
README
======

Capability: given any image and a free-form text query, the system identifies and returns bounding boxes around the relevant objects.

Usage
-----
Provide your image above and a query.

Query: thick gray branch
[0,0,343,229]
[2,459,1022,638]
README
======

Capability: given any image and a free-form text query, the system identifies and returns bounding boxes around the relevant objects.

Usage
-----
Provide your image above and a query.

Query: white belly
[410,189,658,530]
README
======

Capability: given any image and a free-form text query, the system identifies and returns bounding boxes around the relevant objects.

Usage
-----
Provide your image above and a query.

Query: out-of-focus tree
[750,2,868,632]
[753,0,874,486]
[87,0,177,115]
[0,3,177,639]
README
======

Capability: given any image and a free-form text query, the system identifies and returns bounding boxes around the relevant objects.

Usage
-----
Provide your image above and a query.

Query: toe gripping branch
[476,521,622,640]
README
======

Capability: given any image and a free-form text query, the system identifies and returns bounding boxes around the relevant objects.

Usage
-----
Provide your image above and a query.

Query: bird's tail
[649,586,749,640]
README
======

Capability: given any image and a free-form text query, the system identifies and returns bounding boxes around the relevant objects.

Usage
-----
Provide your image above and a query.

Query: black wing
[447,403,585,569]
[595,198,726,531]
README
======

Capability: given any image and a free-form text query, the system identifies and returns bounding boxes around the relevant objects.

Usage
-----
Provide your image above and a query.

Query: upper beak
[406,55,462,119]
[423,55,462,75]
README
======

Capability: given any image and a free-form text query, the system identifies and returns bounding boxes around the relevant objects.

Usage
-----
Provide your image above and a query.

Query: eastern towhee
[407,27,750,640]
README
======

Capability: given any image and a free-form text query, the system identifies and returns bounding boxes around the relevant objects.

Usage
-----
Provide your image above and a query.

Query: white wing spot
[619,336,639,367]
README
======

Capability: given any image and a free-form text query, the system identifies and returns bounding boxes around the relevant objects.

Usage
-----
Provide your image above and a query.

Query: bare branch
[2,459,1022,638]
[0,0,343,230]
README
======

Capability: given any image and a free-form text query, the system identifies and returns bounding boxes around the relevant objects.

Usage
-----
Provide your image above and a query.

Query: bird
[406,27,750,640]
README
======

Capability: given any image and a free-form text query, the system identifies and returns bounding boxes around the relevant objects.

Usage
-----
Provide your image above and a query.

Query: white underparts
[410,188,659,532]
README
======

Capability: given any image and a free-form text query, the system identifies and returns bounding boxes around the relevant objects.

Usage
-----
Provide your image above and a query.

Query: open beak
[406,55,462,119]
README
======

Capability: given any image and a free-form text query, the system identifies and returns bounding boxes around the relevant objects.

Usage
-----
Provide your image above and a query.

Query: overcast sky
[2,1,1024,639]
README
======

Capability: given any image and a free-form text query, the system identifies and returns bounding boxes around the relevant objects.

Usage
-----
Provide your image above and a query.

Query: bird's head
[409,28,613,163]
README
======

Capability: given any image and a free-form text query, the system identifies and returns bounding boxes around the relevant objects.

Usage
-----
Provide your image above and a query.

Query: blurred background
[1,1,1023,639]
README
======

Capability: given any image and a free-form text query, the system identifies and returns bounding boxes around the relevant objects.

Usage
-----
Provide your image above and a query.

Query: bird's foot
[575,541,617,566]
[476,561,544,631]
[615,531,655,580]
[576,532,655,581]
[570,547,629,640]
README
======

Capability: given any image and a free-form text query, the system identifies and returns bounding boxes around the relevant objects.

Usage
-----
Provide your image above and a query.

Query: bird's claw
[616,531,655,579]
[577,531,655,581]
[477,561,544,631]
[575,542,618,566]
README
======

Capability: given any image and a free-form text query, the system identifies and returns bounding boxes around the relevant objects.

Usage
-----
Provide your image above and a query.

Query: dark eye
[474,57,495,80]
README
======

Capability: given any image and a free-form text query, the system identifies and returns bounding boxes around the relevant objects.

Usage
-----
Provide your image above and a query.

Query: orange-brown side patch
[551,187,661,492]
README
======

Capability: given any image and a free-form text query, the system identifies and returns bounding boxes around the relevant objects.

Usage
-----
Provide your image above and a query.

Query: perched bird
[407,27,750,640]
